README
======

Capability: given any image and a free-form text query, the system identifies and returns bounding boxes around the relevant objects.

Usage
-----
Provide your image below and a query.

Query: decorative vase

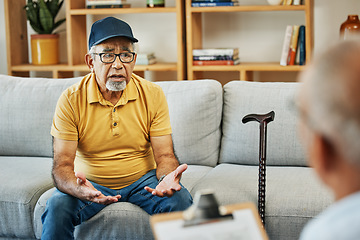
[31,34,59,65]
[340,15,360,40]
[267,0,283,5]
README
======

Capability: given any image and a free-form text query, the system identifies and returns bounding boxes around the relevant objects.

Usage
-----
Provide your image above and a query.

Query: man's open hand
[75,172,121,205]
[144,164,188,197]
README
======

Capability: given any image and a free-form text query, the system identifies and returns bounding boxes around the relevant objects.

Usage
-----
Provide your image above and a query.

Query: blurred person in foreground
[298,40,360,240]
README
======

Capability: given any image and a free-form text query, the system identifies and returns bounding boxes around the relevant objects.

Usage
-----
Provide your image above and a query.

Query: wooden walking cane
[242,111,275,227]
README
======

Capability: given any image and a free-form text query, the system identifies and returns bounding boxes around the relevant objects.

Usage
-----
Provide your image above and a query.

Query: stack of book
[136,53,156,65]
[86,0,130,9]
[282,0,302,5]
[280,25,306,66]
[191,0,239,7]
[193,48,240,66]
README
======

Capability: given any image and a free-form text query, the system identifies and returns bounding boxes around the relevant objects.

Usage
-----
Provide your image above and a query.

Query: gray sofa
[0,74,333,240]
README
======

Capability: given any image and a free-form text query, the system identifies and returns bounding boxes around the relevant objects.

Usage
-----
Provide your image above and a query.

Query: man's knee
[162,188,193,212]
[42,190,79,224]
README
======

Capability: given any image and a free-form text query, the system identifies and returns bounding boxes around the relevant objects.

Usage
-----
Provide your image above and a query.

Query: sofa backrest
[0,75,81,157]
[0,75,223,167]
[220,81,307,167]
[156,80,223,167]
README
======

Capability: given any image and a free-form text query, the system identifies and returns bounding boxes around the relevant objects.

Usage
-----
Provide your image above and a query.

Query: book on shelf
[191,1,239,7]
[288,25,300,65]
[298,25,306,65]
[193,48,239,57]
[86,0,130,8]
[280,25,293,66]
[86,0,127,5]
[136,53,156,65]
[280,25,305,66]
[193,55,237,61]
[282,0,302,5]
[87,4,131,8]
[193,48,239,66]
[193,58,240,66]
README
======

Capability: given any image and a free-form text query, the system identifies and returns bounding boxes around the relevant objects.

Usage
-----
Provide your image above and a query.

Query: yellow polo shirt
[51,73,172,189]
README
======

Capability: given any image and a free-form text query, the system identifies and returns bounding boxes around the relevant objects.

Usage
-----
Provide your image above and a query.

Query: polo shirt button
[113,108,116,112]
[113,122,117,126]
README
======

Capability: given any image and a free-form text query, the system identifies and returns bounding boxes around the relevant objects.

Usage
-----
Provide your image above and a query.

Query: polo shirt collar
[87,73,138,106]
[88,73,100,104]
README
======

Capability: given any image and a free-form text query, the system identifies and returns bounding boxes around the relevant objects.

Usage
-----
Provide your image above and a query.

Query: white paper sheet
[154,209,264,240]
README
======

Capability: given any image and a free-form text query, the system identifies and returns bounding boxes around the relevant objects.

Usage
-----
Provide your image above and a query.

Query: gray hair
[88,45,97,58]
[300,40,360,166]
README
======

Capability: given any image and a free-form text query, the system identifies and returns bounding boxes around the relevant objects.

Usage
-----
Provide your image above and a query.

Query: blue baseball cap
[88,17,138,50]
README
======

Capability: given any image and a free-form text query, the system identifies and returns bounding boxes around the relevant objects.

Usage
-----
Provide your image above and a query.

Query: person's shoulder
[300,192,360,240]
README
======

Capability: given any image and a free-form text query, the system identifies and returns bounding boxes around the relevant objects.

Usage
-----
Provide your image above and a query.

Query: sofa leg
[242,111,275,227]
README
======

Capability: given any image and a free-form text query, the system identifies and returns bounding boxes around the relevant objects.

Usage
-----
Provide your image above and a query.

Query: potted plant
[24,0,65,65]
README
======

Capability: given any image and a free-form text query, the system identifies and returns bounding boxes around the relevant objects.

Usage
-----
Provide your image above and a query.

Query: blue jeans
[41,169,193,240]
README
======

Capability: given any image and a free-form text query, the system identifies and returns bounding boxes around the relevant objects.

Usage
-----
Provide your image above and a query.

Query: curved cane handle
[242,111,275,124]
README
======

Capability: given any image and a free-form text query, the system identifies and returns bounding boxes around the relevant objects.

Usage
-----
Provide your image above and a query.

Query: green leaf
[53,18,66,32]
[29,20,44,34]
[24,0,65,34]
[24,0,41,32]
[38,0,54,34]
[47,0,59,17]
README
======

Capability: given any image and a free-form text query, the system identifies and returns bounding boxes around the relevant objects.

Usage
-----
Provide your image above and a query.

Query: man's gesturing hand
[144,164,188,197]
[75,172,121,205]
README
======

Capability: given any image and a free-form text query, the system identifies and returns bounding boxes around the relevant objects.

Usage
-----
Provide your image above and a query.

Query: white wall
[0,0,359,81]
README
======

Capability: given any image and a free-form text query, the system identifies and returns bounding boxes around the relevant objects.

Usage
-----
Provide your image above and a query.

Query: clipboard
[151,202,269,240]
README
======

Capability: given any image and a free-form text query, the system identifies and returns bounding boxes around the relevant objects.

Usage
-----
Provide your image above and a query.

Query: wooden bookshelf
[4,0,313,81]
[190,5,307,12]
[69,7,178,15]
[4,0,185,80]
[186,0,314,81]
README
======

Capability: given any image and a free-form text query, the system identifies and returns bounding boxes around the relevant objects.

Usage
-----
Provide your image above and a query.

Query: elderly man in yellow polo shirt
[41,17,193,239]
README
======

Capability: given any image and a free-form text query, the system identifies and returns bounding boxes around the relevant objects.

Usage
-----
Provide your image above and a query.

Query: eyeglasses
[94,52,136,63]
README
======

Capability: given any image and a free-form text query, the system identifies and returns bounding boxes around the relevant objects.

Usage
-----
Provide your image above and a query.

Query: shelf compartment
[70,7,178,15]
[186,0,313,81]
[191,62,304,71]
[190,5,306,13]
[9,62,178,75]
[10,64,87,72]
[66,0,185,80]
[190,62,305,81]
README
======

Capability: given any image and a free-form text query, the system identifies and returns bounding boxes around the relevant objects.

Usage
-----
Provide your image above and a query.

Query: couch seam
[0,183,53,205]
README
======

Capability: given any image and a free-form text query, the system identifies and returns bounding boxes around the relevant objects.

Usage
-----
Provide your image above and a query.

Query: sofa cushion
[265,166,333,240]
[191,164,259,205]
[33,165,211,239]
[34,188,154,240]
[0,156,53,239]
[192,163,333,240]
[220,81,306,166]
[156,80,223,167]
[0,75,81,157]
[180,165,213,192]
